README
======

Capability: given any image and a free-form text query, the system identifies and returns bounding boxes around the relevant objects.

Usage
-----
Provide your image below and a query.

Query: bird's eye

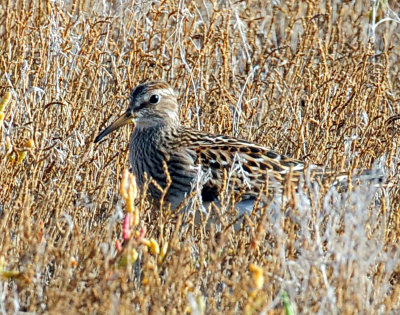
[149,94,160,104]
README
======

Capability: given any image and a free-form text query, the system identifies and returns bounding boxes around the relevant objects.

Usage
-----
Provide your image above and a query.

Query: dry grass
[1,0,400,313]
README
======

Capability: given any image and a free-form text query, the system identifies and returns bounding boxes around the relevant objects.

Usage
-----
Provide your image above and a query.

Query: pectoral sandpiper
[94,81,382,210]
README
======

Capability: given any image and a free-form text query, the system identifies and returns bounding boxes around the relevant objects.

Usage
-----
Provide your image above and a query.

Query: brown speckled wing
[179,128,305,199]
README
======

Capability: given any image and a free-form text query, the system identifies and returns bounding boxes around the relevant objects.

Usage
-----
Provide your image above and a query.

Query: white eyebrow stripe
[157,88,176,97]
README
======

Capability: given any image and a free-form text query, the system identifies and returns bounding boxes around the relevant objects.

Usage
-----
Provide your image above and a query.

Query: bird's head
[94,81,179,143]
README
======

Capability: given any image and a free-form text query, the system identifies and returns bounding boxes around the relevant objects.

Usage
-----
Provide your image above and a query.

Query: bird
[94,80,383,211]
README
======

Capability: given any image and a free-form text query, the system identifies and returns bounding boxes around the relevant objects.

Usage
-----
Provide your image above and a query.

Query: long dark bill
[94,111,133,143]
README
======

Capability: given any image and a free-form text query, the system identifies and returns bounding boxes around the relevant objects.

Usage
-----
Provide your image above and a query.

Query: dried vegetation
[0,0,400,313]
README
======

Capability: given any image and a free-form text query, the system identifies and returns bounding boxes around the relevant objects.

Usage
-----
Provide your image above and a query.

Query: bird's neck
[134,113,180,130]
[132,122,180,142]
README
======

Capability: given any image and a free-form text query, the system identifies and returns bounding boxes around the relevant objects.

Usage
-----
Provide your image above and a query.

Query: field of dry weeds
[0,0,400,313]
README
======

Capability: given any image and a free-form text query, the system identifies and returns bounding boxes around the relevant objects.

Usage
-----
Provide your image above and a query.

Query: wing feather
[179,128,305,198]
